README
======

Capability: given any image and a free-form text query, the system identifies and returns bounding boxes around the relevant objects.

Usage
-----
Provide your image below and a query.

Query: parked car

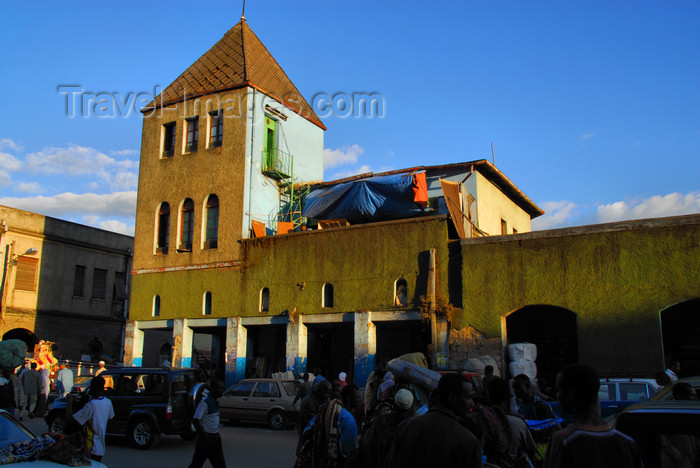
[70,375,93,393]
[650,376,700,401]
[550,378,659,425]
[45,367,207,450]
[615,400,700,467]
[0,409,107,467]
[218,378,301,430]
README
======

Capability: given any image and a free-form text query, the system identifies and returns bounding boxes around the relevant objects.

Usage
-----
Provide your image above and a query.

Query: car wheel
[47,413,66,433]
[268,410,287,430]
[129,417,161,450]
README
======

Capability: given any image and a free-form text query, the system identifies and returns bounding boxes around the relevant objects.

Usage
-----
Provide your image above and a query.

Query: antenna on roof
[241,0,246,20]
[491,142,496,166]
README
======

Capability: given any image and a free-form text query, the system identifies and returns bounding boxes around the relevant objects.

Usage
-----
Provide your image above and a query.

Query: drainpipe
[247,88,257,237]
[428,248,438,368]
[119,248,132,363]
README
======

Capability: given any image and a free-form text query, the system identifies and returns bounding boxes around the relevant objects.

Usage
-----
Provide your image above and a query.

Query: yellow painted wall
[475,172,532,234]
[130,216,455,320]
[133,89,249,271]
[459,215,700,373]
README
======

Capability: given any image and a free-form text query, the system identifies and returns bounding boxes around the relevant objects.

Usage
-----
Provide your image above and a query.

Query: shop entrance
[375,320,430,368]
[661,298,700,377]
[192,326,226,381]
[505,305,578,394]
[306,322,354,381]
[244,324,286,378]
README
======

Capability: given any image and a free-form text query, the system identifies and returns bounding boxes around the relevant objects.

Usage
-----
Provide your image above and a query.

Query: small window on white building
[203,291,212,316]
[394,278,408,307]
[322,283,334,308]
[260,287,270,312]
[152,295,161,317]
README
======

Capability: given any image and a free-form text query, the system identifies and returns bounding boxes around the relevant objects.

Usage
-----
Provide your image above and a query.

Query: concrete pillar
[172,318,193,368]
[354,311,376,388]
[225,317,247,389]
[286,317,307,376]
[123,321,144,367]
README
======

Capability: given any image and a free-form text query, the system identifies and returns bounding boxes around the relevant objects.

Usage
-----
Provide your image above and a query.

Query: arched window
[204,194,219,249]
[322,283,334,308]
[203,291,212,316]
[152,295,161,317]
[179,198,194,252]
[394,278,408,307]
[260,287,270,312]
[156,202,170,254]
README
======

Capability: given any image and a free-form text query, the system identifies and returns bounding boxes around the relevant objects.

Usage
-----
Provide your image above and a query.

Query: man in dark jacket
[20,362,41,419]
[297,379,332,454]
[384,373,482,467]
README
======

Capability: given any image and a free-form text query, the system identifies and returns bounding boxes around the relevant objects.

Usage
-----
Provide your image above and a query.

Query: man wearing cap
[361,388,415,468]
[56,361,74,398]
[385,373,481,467]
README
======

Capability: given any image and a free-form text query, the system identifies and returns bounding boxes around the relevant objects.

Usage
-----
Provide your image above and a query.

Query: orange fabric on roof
[412,171,428,209]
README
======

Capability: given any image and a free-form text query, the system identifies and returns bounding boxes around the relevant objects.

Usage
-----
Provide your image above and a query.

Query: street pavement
[20,415,298,468]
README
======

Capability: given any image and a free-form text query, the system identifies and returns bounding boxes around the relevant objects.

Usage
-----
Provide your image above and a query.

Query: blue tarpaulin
[303,173,425,222]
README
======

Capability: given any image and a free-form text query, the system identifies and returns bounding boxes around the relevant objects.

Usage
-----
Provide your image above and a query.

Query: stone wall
[448,325,503,375]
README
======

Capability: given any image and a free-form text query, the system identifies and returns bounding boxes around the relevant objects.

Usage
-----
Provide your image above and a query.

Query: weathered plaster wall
[130,216,455,321]
[475,172,532,234]
[242,89,324,234]
[458,215,700,374]
[133,89,249,270]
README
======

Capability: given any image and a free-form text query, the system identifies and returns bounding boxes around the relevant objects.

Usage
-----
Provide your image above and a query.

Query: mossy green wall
[130,216,454,321]
[459,217,700,373]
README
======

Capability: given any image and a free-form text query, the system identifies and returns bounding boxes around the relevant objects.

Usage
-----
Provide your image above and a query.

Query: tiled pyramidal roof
[146,18,325,130]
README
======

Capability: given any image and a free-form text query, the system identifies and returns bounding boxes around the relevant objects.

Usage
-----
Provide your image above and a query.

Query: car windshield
[0,412,34,448]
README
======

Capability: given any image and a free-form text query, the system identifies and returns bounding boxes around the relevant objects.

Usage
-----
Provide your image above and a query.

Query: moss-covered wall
[459,215,700,374]
[130,216,456,321]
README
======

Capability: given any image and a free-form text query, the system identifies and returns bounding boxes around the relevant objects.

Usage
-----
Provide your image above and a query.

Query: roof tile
[147,19,324,129]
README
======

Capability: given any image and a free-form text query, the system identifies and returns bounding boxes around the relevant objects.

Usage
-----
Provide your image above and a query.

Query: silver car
[218,378,301,430]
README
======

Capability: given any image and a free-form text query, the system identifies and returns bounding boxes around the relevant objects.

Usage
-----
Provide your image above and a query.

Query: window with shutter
[73,265,86,297]
[14,257,38,291]
[113,272,126,301]
[92,268,107,299]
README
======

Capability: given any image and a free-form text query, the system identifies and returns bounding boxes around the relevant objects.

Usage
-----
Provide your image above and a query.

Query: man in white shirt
[189,381,226,468]
[67,375,114,462]
[56,361,74,398]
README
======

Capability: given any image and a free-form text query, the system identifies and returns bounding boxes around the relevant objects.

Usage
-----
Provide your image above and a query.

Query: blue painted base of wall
[286,357,307,377]
[225,358,246,389]
[179,357,192,368]
[354,354,376,388]
[131,357,143,367]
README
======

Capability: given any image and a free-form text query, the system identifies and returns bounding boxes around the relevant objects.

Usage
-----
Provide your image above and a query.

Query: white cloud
[0,171,10,188]
[96,219,132,235]
[596,191,700,223]
[323,144,364,168]
[578,133,596,143]
[328,165,373,181]
[0,152,22,171]
[0,138,23,152]
[14,182,43,194]
[24,144,138,190]
[110,149,139,157]
[531,201,577,230]
[0,191,137,218]
[532,191,700,231]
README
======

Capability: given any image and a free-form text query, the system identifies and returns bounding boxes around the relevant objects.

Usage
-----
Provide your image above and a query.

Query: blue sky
[1,1,698,235]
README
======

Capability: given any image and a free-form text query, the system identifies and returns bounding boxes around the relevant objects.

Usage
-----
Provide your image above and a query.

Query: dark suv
[45,367,207,449]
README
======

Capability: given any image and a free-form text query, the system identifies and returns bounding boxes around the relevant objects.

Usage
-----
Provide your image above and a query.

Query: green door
[264,117,277,171]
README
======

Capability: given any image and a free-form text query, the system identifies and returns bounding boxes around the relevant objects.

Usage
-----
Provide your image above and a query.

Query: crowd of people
[291,362,696,468]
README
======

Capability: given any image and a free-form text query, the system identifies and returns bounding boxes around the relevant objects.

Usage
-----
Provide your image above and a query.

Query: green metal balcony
[262,147,293,182]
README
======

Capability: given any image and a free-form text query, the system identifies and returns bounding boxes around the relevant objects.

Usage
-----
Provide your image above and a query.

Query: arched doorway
[2,328,39,352]
[661,298,700,377]
[505,305,578,395]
